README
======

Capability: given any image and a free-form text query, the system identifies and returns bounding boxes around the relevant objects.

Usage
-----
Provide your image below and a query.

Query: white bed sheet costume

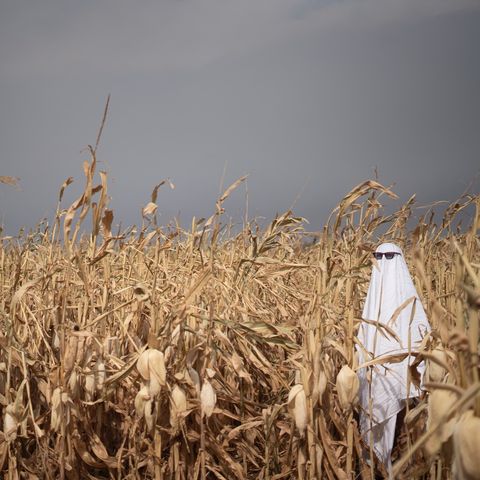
[357,243,430,473]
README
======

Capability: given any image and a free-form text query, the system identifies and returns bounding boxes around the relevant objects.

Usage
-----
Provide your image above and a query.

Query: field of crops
[0,153,479,479]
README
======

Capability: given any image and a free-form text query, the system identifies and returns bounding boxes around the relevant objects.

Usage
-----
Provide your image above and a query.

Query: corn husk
[84,367,96,400]
[288,384,308,437]
[187,367,201,395]
[170,385,188,428]
[50,387,62,432]
[148,350,166,395]
[137,350,151,380]
[95,357,106,391]
[144,399,156,431]
[50,388,72,433]
[4,404,18,441]
[68,370,80,399]
[137,349,166,397]
[133,284,150,302]
[425,346,450,383]
[135,385,151,418]
[424,389,457,458]
[200,379,216,418]
[312,370,327,407]
[336,365,359,410]
[64,336,79,375]
[453,410,480,480]
[103,336,119,357]
[312,348,327,407]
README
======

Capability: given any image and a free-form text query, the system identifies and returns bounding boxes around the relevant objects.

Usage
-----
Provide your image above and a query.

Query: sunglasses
[373,252,401,260]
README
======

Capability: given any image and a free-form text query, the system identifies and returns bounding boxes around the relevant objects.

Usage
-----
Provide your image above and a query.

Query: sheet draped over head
[357,242,430,468]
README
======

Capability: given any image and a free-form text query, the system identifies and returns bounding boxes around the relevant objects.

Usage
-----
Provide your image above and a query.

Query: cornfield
[0,148,479,479]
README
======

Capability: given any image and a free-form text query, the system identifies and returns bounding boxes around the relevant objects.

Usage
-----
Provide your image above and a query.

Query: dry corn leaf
[0,175,20,187]
[142,202,158,217]
[90,432,118,468]
[231,352,253,384]
[73,437,104,469]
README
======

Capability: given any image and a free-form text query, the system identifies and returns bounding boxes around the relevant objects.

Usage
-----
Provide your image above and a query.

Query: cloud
[2,0,479,79]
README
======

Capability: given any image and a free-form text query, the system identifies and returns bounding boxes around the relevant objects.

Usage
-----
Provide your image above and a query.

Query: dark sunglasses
[373,252,401,260]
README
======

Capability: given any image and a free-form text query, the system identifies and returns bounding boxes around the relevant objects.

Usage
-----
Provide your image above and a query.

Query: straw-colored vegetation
[0,149,479,479]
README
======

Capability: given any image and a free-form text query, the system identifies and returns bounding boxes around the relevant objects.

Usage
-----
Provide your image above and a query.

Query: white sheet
[357,242,430,467]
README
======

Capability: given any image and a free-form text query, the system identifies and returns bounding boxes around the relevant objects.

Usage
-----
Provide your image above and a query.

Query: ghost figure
[357,242,430,473]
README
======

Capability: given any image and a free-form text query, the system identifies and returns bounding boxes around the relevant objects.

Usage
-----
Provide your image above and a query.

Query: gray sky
[1,0,479,234]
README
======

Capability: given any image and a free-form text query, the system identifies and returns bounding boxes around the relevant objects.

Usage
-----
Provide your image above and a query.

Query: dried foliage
[0,153,479,479]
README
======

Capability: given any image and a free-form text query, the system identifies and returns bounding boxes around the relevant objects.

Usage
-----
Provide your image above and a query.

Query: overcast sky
[1,0,479,234]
